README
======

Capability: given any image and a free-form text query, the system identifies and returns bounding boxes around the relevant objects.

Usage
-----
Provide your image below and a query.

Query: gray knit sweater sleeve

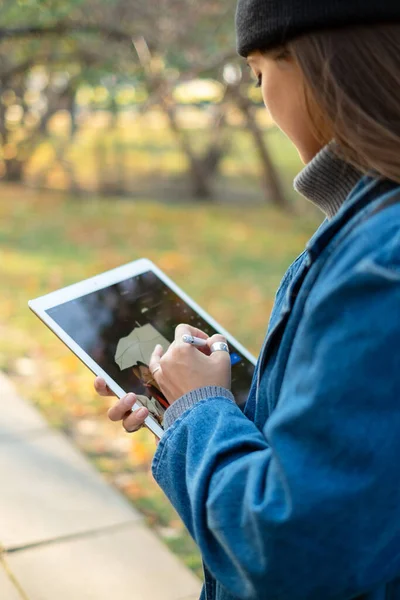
[163,386,235,430]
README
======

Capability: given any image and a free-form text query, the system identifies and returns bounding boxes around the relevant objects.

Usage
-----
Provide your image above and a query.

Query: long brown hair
[287,23,400,183]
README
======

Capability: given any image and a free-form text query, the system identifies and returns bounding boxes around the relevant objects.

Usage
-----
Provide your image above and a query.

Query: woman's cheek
[262,76,312,156]
[262,77,290,134]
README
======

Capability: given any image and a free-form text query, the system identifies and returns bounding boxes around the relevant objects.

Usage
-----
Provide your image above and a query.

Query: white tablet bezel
[29,258,257,439]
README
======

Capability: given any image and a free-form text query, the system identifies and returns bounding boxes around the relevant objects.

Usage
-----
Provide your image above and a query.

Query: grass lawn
[0,182,320,577]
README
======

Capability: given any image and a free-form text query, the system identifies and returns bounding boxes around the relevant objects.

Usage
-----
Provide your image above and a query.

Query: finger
[122,406,149,433]
[175,323,211,355]
[149,344,164,384]
[206,333,228,348]
[108,393,137,422]
[94,377,116,397]
[207,334,231,364]
[175,323,208,342]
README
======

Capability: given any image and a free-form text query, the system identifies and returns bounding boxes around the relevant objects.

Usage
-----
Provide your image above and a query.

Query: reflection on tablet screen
[46,271,255,429]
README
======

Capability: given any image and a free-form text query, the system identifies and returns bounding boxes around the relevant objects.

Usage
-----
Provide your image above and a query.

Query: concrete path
[0,372,202,600]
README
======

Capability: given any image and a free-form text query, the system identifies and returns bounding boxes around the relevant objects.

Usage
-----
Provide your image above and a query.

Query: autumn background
[0,0,322,577]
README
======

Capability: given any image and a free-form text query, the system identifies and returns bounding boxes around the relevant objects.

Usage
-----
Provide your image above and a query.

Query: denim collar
[305,175,397,262]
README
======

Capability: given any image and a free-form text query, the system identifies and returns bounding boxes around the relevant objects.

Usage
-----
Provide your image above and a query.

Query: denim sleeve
[152,263,400,600]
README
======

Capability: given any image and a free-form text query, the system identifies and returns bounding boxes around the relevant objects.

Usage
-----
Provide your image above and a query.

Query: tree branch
[177,50,238,82]
[0,58,36,85]
[0,49,107,85]
[0,22,135,45]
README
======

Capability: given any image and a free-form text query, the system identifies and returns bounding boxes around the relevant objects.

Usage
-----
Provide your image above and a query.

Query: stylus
[182,334,208,348]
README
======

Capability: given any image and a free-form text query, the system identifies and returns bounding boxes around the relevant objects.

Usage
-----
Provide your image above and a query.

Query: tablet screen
[46,270,255,429]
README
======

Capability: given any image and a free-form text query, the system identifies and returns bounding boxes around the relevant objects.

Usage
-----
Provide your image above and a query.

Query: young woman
[95,1,400,598]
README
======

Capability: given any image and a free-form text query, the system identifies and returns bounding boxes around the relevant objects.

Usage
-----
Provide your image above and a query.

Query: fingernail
[136,407,148,419]
[124,393,135,406]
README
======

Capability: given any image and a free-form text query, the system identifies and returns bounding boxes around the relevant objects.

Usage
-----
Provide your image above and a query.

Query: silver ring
[151,366,161,376]
[210,342,229,354]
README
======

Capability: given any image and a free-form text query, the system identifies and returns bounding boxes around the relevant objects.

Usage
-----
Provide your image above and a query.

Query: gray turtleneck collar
[293,140,362,219]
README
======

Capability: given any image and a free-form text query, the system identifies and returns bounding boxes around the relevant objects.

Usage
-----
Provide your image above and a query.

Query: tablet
[29,258,256,439]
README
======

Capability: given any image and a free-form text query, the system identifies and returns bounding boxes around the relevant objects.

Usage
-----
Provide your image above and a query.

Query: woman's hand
[94,323,231,435]
[149,324,231,404]
[94,378,149,433]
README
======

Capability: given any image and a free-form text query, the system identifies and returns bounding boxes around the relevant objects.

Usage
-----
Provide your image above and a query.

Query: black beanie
[236,0,400,57]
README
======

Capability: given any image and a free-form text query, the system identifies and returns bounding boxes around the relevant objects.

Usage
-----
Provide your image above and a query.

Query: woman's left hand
[149,324,232,404]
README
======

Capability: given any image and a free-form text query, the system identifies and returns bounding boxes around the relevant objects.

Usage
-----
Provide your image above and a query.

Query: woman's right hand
[94,377,149,433]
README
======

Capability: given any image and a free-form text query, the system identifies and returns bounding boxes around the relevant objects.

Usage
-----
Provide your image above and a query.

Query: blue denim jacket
[152,175,400,600]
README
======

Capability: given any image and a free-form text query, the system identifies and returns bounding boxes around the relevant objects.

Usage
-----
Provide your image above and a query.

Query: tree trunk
[134,40,215,201]
[201,104,228,179]
[232,87,290,210]
[3,158,24,182]
[160,98,212,200]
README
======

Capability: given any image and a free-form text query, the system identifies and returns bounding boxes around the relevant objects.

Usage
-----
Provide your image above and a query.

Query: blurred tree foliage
[0,0,288,207]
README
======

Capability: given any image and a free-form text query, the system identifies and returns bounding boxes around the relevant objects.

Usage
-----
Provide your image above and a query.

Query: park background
[0,0,322,579]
